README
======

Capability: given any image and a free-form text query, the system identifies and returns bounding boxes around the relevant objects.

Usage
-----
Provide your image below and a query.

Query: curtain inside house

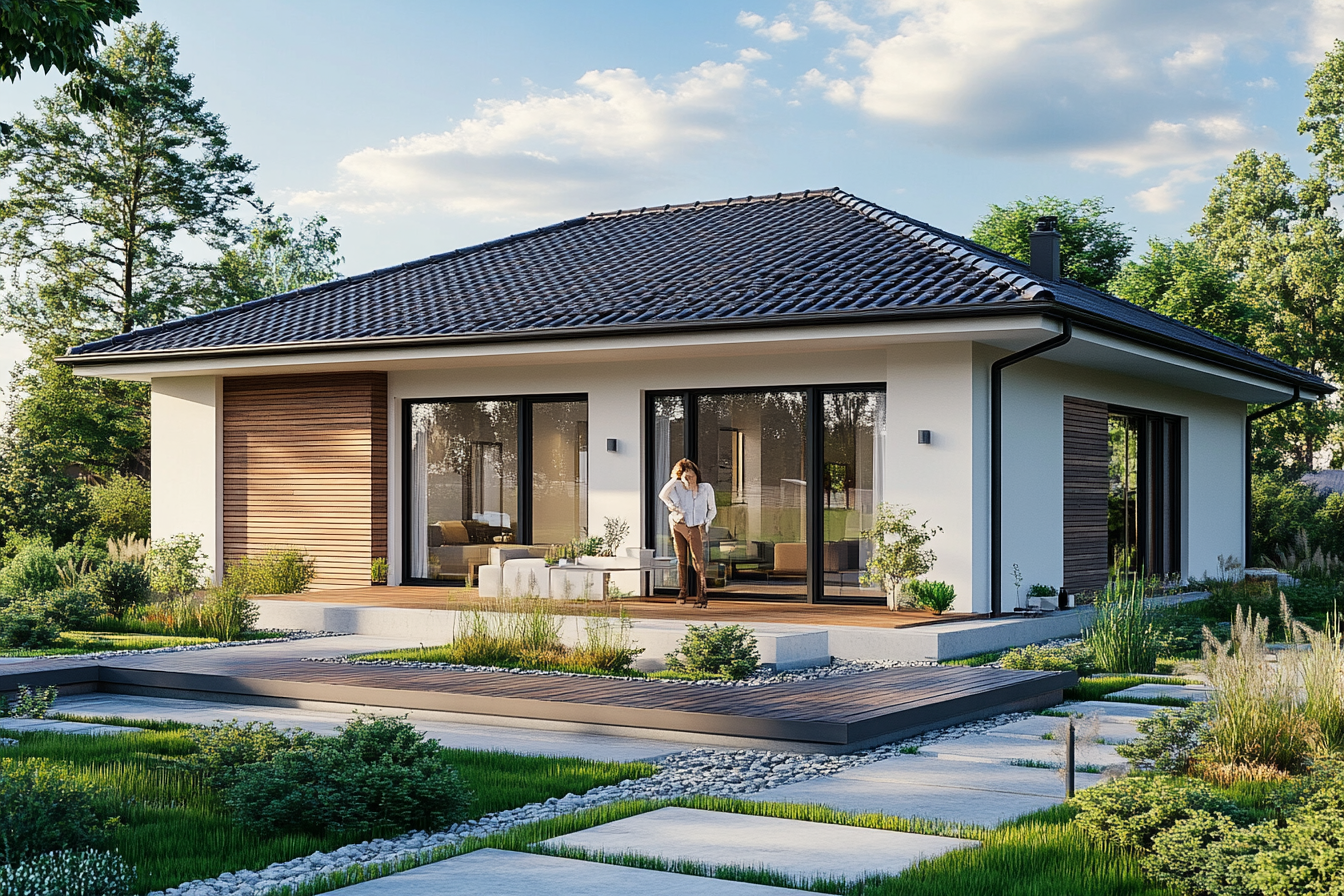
[409,407,429,579]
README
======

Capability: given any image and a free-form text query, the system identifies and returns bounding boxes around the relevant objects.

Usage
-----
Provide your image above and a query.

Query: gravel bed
[30,631,346,662]
[151,709,1033,896]
[302,655,938,687]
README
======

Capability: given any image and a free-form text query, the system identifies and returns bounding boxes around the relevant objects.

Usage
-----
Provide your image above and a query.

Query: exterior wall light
[917,430,932,445]
[606,438,619,452]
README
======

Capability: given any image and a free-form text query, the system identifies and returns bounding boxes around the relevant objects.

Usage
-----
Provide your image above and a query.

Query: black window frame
[1107,404,1183,579]
[644,382,886,604]
[402,392,587,586]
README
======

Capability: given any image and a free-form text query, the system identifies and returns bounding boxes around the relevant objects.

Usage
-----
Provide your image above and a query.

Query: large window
[1108,408,1181,578]
[406,396,587,583]
[648,385,885,603]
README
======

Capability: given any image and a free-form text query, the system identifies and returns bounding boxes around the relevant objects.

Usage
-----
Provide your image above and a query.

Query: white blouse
[659,477,717,529]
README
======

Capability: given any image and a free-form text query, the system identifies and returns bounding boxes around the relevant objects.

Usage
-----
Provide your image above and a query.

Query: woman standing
[658,458,717,607]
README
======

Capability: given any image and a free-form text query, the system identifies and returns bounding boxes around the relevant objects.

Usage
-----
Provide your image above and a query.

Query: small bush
[198,583,259,642]
[29,588,101,631]
[1071,775,1243,852]
[1001,642,1098,674]
[1086,574,1161,673]
[146,534,208,597]
[223,715,471,836]
[0,758,112,865]
[223,548,316,595]
[85,560,151,619]
[1117,702,1212,774]
[85,473,151,544]
[1147,809,1260,896]
[0,848,136,896]
[0,540,63,601]
[184,720,314,786]
[665,623,760,679]
[0,612,59,649]
[1,685,59,719]
[906,580,957,613]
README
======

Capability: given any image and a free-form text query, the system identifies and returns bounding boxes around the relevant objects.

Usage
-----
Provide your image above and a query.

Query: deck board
[1,650,1076,750]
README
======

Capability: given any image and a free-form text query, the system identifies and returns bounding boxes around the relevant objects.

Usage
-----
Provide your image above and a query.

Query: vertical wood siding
[223,373,388,589]
[1063,396,1110,593]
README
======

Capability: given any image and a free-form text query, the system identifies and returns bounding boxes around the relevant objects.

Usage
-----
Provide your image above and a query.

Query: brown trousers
[672,521,708,603]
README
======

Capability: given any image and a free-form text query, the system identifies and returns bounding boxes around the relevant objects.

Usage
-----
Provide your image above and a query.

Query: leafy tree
[969,196,1134,289]
[0,22,259,545]
[213,213,343,304]
[0,0,139,132]
[1110,239,1251,345]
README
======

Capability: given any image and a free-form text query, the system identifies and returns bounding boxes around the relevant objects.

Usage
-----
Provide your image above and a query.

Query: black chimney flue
[1029,215,1061,281]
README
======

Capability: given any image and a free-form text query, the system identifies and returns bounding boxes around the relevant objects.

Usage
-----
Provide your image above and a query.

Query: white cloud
[290,62,756,219]
[799,68,858,105]
[738,9,807,41]
[1072,116,1259,177]
[738,47,772,61]
[811,1,870,34]
[1162,35,1225,74]
[1294,0,1344,63]
[1247,76,1278,88]
[1129,166,1211,212]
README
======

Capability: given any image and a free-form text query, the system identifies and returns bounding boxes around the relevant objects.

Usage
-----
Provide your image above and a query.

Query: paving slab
[1109,684,1213,703]
[326,849,805,895]
[0,717,139,736]
[990,714,1140,744]
[1059,701,1163,721]
[916,733,1122,767]
[52,693,703,762]
[748,754,1106,826]
[542,806,978,881]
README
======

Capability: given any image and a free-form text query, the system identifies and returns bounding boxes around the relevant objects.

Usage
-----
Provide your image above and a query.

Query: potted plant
[370,557,388,585]
[860,503,940,611]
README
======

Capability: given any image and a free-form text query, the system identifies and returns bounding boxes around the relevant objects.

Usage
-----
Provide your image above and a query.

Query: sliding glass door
[648,385,885,603]
[406,395,587,583]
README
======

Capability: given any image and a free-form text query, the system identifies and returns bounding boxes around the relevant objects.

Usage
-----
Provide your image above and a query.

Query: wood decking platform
[1,650,1076,752]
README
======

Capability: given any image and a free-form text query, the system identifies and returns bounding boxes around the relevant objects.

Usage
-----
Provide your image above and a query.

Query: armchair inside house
[768,542,808,582]
[427,520,496,584]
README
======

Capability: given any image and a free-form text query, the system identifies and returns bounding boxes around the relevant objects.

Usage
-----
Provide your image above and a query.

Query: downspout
[991,318,1073,617]
[1244,386,1302,568]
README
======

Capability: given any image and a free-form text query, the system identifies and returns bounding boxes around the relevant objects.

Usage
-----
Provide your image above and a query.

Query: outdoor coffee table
[546,559,676,600]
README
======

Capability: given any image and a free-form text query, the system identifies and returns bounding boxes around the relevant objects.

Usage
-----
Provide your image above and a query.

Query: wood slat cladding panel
[1063,396,1110,593]
[223,373,387,588]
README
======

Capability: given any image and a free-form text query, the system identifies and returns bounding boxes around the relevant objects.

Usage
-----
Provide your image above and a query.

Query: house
[60,189,1328,614]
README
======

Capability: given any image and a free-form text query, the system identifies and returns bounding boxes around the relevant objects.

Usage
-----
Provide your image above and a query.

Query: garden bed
[0,717,655,893]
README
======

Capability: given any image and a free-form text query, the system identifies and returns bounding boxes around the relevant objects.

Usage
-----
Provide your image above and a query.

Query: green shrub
[85,473,151,544]
[223,548,316,596]
[0,848,136,896]
[1028,583,1057,597]
[1245,803,1344,895]
[1117,703,1213,774]
[223,715,471,836]
[0,540,63,601]
[0,758,112,864]
[0,612,59,649]
[30,587,101,631]
[1001,642,1098,674]
[146,534,208,597]
[1148,809,1260,896]
[184,719,314,786]
[906,580,957,613]
[1086,573,1161,673]
[665,623,760,679]
[198,583,260,642]
[85,560,151,619]
[1,685,59,719]
[1071,775,1243,852]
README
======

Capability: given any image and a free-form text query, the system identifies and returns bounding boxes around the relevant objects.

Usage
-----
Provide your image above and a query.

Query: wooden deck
[280,586,982,629]
[0,649,1075,752]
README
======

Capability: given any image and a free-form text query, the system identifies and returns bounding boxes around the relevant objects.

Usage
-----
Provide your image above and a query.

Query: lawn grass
[0,631,217,657]
[941,650,1006,667]
[272,797,1173,896]
[0,721,655,893]
[1064,675,1197,704]
[350,646,733,681]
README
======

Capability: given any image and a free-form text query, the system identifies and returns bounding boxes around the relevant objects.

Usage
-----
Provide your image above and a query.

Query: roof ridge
[827,190,1055,302]
[585,188,837,220]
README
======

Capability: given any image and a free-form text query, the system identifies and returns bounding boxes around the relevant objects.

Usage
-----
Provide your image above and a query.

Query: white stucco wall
[150,376,222,582]
[996,355,1246,604]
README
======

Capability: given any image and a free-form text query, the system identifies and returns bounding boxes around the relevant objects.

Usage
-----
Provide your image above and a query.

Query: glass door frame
[644,382,885,604]
[401,392,587,586]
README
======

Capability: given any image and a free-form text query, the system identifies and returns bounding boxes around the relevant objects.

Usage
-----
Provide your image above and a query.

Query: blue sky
[1,0,1341,369]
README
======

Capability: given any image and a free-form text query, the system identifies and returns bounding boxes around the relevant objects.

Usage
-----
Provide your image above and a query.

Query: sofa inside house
[427,518,514,583]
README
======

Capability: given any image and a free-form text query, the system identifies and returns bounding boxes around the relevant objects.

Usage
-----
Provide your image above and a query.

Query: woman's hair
[671,458,702,481]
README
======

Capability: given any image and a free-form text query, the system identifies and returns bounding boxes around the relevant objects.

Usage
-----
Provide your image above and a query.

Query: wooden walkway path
[1,650,1075,750]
